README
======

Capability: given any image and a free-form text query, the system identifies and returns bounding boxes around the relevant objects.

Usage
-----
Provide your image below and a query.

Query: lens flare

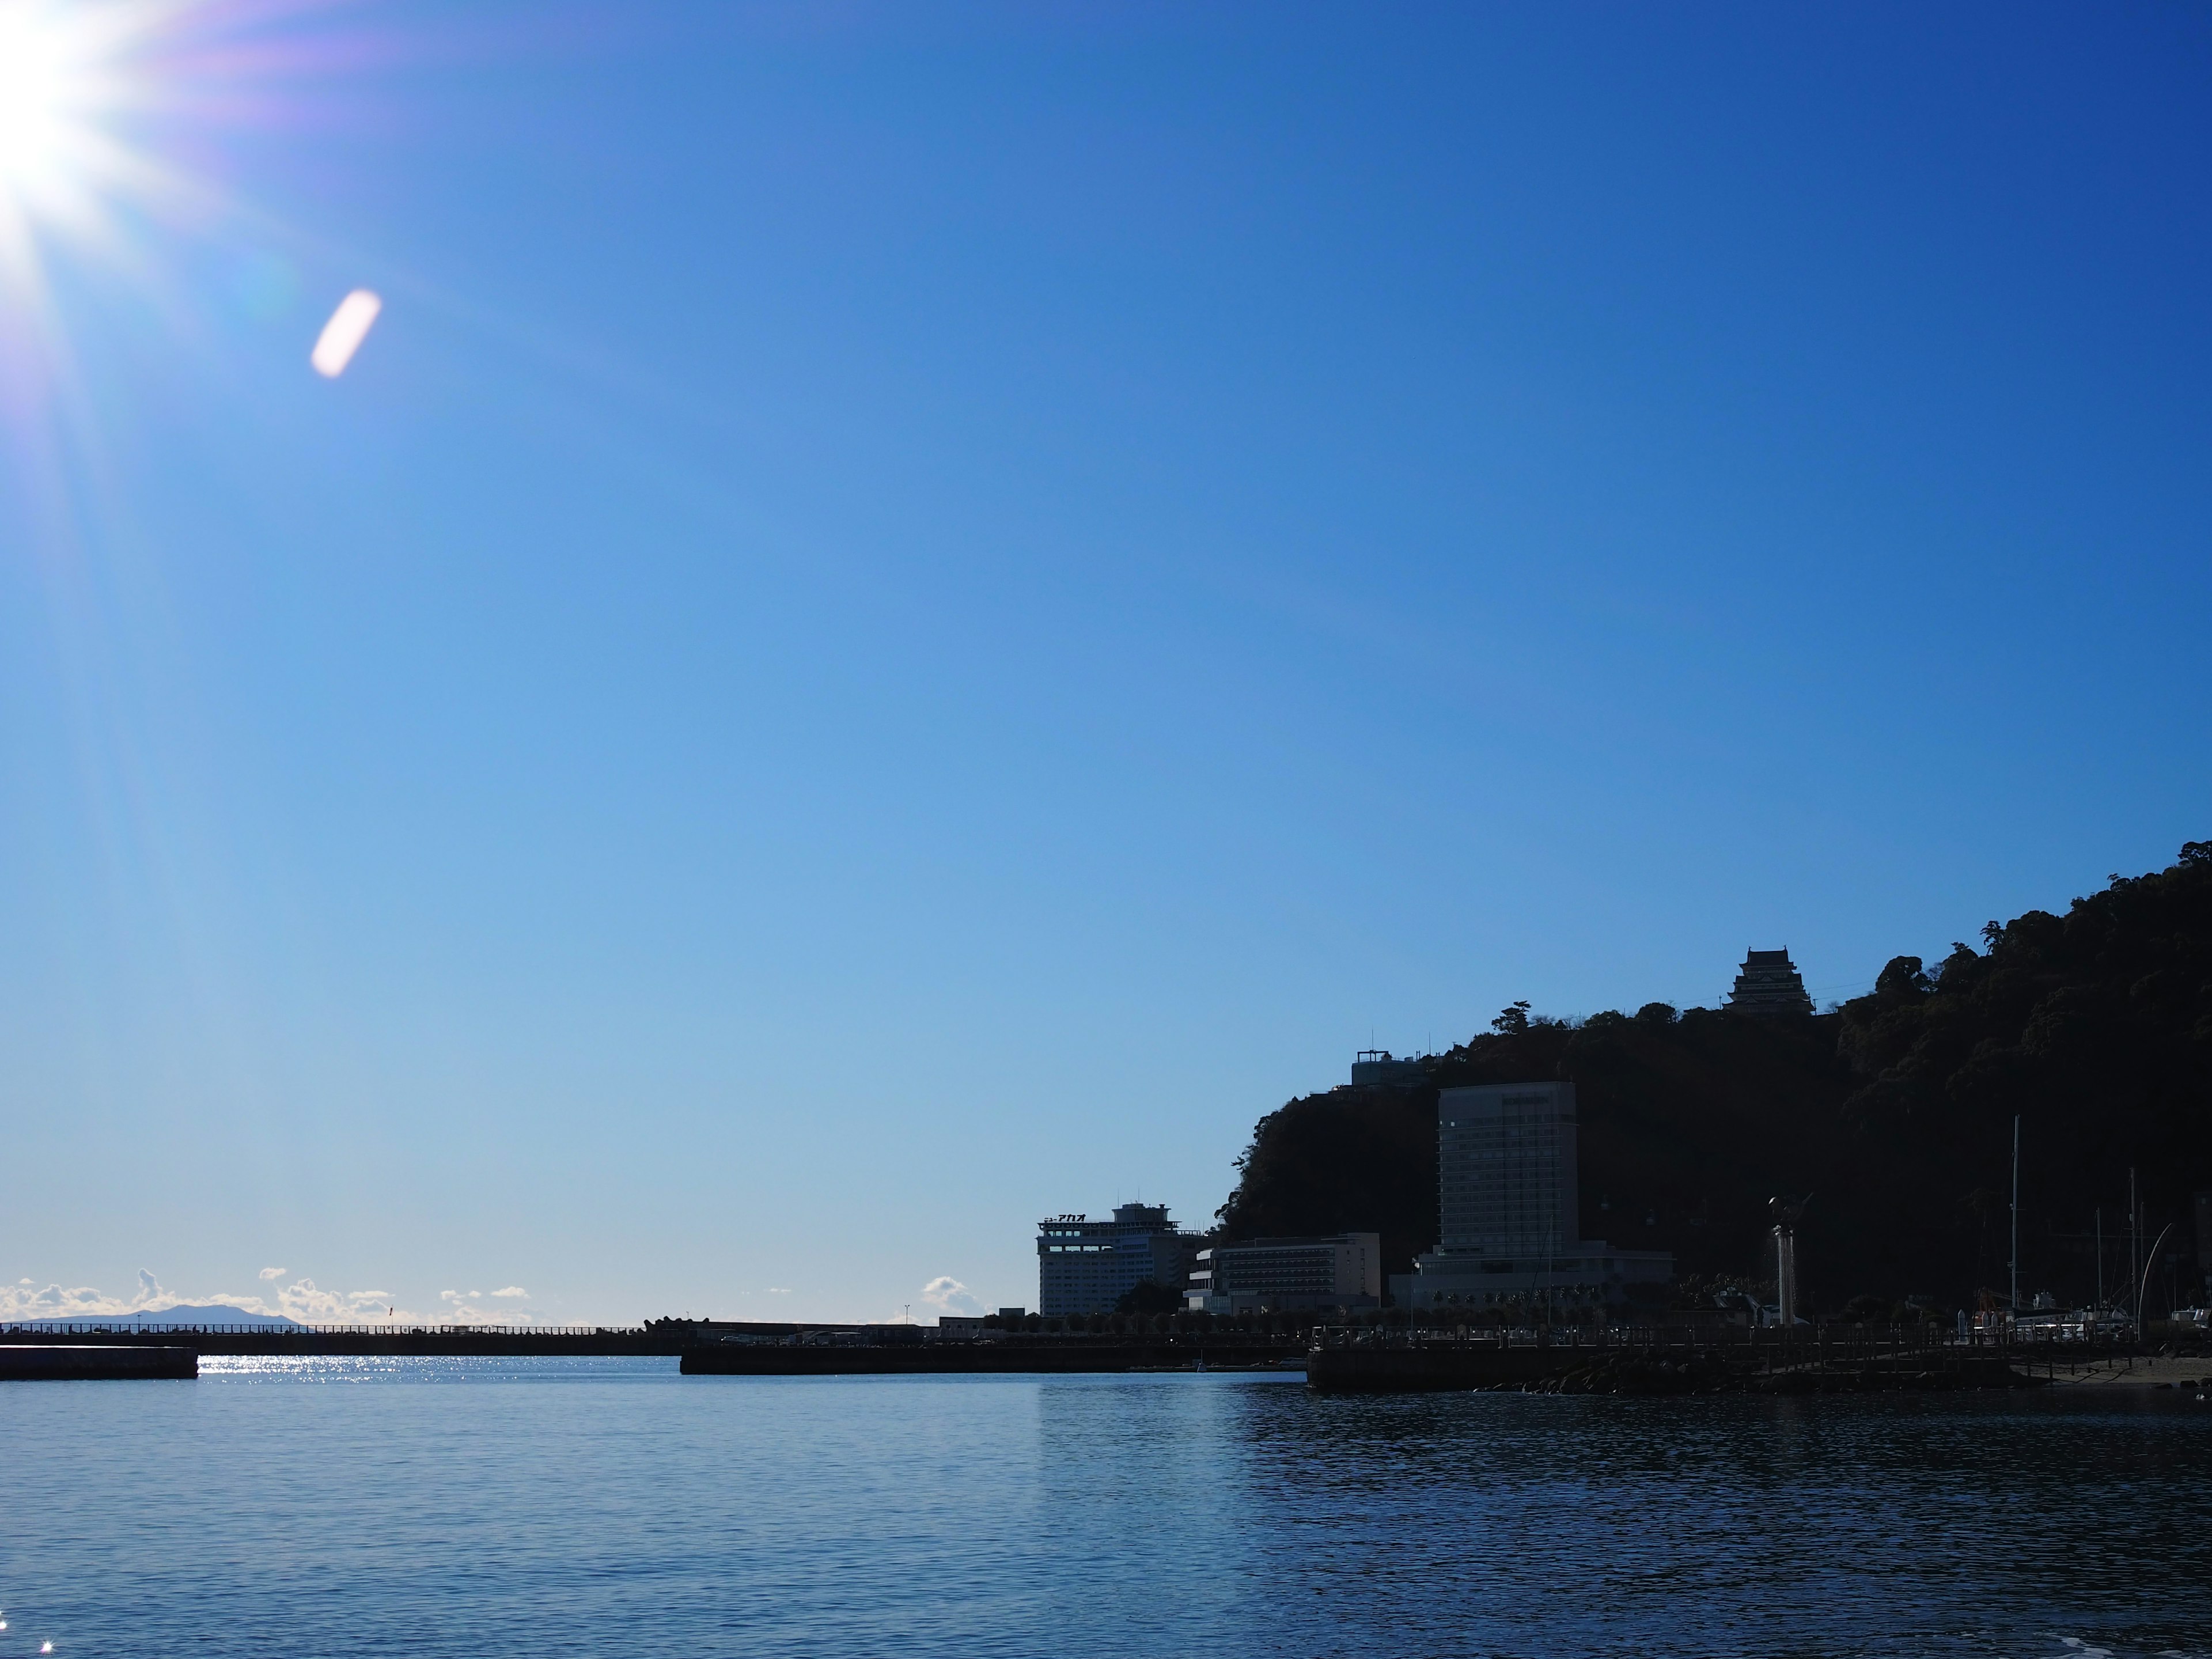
[311,287,381,377]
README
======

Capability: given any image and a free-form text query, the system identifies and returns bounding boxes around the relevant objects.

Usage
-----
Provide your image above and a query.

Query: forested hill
[1211,842,2212,1312]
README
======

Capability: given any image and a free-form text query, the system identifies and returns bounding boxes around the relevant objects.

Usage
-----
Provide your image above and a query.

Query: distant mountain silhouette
[1214,841,2212,1313]
[25,1304,302,1327]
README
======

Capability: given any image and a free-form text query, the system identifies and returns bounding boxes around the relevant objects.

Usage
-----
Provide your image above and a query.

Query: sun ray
[0,1,396,453]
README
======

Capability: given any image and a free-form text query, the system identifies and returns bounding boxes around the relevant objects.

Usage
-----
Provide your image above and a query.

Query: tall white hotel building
[1407,1081,1672,1312]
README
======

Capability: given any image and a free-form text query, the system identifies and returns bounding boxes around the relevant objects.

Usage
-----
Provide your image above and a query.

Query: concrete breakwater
[1,1325,685,1357]
[1,1326,1306,1370]
[1306,1330,2034,1394]
[0,1345,197,1380]
[681,1340,1303,1376]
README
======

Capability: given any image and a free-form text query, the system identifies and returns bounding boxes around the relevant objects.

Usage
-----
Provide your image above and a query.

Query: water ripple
[1,1362,2207,1657]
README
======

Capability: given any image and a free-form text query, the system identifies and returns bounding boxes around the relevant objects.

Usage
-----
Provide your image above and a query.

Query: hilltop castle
[1726,948,1813,1016]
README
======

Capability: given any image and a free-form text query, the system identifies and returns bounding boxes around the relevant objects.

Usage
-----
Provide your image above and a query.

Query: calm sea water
[2,1357,2209,1657]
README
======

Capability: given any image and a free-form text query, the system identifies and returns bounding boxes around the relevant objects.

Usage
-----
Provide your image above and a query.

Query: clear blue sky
[2,2,2207,1324]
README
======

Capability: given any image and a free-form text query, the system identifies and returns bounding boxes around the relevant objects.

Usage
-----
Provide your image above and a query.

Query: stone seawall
[1306,1339,2031,1394]
[681,1342,1301,1376]
[1,1328,681,1357]
[0,1345,197,1380]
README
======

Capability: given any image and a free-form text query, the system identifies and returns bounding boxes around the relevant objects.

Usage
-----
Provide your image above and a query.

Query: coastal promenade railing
[1306,1323,2111,1365]
[1309,1323,1956,1347]
[1311,1320,2175,1345]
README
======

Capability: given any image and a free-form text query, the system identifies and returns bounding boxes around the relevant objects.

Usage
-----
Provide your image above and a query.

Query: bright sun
[0,2,388,399]
[0,3,94,206]
[0,0,171,307]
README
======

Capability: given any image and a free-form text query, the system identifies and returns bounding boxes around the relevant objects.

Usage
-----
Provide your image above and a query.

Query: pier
[8,1320,2165,1392]
[0,1321,1308,1370]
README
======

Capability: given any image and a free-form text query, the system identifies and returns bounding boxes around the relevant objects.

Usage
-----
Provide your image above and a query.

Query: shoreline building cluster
[1033,952,1828,1318]
[1035,1073,1676,1319]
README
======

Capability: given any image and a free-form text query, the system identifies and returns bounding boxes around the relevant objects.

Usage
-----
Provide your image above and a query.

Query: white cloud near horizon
[0,1271,503,1325]
[271,1279,414,1323]
[438,1286,536,1322]
[919,1275,981,1315]
[0,1282,138,1320]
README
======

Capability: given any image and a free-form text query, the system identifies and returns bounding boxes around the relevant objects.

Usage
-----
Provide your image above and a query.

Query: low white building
[1188,1233,1382,1314]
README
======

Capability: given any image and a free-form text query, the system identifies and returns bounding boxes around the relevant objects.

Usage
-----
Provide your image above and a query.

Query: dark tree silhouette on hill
[1211,843,2212,1311]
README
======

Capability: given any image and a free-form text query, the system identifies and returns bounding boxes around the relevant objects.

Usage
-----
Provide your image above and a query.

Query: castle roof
[1727,948,1813,1016]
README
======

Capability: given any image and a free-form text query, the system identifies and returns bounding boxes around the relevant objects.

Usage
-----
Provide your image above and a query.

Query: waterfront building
[1349,1048,1427,1087]
[1037,1203,1199,1317]
[1186,1233,1382,1315]
[1726,949,1814,1016]
[1410,1080,1671,1310]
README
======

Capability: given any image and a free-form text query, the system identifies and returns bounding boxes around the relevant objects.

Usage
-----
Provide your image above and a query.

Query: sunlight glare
[0,2,94,207]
